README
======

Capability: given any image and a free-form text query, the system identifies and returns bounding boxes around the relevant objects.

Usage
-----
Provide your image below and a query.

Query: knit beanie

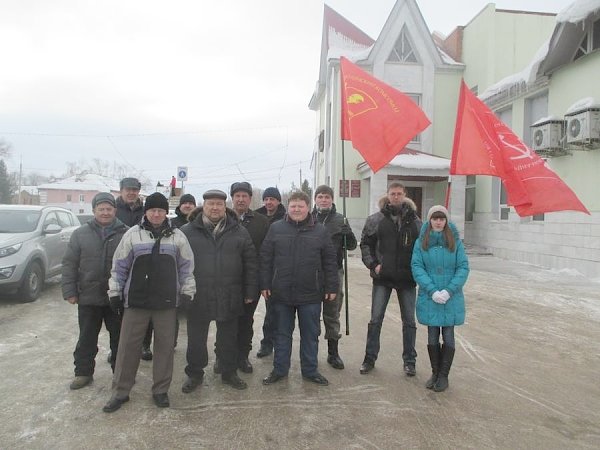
[179,194,196,206]
[314,185,334,198]
[427,205,449,221]
[262,187,281,202]
[92,192,116,209]
[144,192,169,212]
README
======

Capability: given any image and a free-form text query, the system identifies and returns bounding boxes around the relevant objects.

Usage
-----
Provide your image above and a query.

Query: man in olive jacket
[181,189,258,392]
[260,191,338,386]
[62,192,128,390]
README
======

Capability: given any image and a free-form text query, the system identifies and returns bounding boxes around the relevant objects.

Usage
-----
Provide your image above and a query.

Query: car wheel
[18,261,44,303]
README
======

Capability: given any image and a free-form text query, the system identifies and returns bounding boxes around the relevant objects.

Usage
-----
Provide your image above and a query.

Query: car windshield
[0,210,42,232]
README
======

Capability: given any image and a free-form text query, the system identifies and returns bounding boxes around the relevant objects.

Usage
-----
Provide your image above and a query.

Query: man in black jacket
[228,182,269,373]
[62,192,128,390]
[115,177,144,227]
[181,189,257,392]
[260,191,338,386]
[254,186,286,358]
[359,182,422,376]
[312,185,357,370]
[171,194,196,229]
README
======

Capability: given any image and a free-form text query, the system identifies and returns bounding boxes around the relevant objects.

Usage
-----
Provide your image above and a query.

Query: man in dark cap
[312,185,357,370]
[116,177,144,227]
[62,192,128,390]
[103,192,195,412]
[171,194,196,229]
[180,189,257,392]
[255,187,285,224]
[254,186,286,359]
[222,181,269,374]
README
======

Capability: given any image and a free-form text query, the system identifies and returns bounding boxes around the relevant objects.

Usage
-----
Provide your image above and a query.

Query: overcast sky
[0,0,576,199]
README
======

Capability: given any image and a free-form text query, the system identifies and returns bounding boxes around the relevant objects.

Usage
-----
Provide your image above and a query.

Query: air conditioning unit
[530,119,567,157]
[565,108,600,146]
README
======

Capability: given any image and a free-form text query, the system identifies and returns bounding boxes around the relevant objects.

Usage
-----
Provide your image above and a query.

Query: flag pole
[341,139,350,336]
[444,175,452,209]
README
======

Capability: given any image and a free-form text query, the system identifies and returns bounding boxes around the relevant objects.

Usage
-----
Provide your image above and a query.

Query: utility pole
[299,168,302,189]
[18,155,22,204]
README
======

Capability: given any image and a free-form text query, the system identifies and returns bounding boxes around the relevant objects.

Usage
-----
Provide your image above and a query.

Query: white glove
[439,290,450,302]
[432,291,447,304]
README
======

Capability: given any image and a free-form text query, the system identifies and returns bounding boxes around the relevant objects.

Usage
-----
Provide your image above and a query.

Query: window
[499,184,510,220]
[387,26,419,63]
[465,175,476,222]
[66,194,72,202]
[56,211,73,227]
[532,213,545,222]
[79,209,84,214]
[524,92,548,148]
[79,194,85,202]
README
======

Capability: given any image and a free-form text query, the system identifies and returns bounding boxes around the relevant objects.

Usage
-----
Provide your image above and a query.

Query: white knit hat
[427,205,449,221]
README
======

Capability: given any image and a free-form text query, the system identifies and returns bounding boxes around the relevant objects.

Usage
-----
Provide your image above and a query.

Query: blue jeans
[272,302,322,377]
[427,326,455,348]
[365,284,417,365]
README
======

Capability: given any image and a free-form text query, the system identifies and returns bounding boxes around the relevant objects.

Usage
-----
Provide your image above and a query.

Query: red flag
[451,80,589,216]
[340,57,430,173]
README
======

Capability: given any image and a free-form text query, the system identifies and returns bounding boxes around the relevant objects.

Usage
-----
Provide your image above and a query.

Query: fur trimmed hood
[378,195,418,213]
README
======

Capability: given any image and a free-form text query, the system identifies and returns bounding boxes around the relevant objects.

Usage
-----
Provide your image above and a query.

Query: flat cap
[203,189,227,201]
[92,192,116,209]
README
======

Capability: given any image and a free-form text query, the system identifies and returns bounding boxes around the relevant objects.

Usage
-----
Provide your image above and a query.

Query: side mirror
[43,223,62,234]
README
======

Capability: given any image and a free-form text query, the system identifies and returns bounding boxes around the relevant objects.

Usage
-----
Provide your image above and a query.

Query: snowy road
[1,255,599,449]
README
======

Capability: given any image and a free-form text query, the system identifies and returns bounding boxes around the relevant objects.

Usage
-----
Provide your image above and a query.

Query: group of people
[62,177,469,413]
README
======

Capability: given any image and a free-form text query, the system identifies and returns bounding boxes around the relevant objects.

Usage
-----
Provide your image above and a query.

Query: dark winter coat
[238,209,269,255]
[312,203,357,269]
[181,207,258,321]
[412,222,469,326]
[360,197,422,288]
[260,214,338,305]
[255,203,286,224]
[62,219,128,306]
[115,196,144,227]
[171,206,190,229]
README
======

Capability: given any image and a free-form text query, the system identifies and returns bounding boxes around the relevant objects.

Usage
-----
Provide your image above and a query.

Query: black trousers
[73,304,121,376]
[237,300,259,359]
[185,306,238,379]
[259,299,276,350]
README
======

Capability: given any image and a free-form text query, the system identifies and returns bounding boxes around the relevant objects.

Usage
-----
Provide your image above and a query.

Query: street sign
[177,166,188,181]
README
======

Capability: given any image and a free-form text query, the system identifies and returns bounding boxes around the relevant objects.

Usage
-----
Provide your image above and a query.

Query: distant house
[13,186,40,205]
[37,173,120,214]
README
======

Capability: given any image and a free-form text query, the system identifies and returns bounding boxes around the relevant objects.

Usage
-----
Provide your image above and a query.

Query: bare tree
[0,138,12,158]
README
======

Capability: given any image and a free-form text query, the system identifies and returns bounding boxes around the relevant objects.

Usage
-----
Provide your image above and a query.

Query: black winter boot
[327,339,345,370]
[433,345,455,392]
[426,344,441,389]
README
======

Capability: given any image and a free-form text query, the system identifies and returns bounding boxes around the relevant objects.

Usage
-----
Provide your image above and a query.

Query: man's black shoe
[256,345,273,358]
[262,372,286,385]
[222,373,247,390]
[359,359,375,374]
[181,376,202,394]
[302,373,329,386]
[141,346,153,361]
[102,396,129,413]
[238,358,253,373]
[327,354,345,370]
[404,364,416,377]
[153,392,170,408]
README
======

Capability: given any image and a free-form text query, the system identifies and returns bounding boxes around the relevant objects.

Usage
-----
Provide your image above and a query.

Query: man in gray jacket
[62,192,128,390]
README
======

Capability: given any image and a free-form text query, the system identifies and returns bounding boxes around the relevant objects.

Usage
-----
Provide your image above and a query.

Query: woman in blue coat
[411,205,469,392]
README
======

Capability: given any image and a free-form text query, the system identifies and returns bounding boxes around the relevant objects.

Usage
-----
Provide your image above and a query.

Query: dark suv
[0,205,80,302]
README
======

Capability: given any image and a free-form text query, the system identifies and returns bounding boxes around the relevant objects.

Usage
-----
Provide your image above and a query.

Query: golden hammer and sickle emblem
[347,93,364,104]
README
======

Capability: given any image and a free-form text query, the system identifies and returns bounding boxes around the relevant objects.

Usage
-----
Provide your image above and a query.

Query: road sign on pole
[177,166,188,181]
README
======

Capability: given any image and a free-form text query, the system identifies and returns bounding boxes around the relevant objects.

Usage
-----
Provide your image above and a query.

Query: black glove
[109,296,124,316]
[179,294,193,310]
[340,223,353,236]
